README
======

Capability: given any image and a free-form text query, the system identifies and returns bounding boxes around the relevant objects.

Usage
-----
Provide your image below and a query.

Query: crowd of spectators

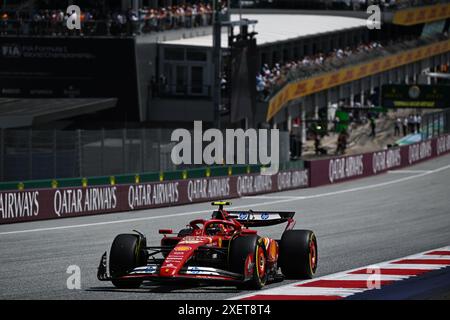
[256,41,384,100]
[0,1,229,36]
[256,31,449,101]
[395,114,422,136]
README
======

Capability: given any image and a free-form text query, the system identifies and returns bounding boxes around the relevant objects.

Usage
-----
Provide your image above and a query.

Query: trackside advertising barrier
[306,134,450,187]
[1,134,449,225]
[0,169,309,224]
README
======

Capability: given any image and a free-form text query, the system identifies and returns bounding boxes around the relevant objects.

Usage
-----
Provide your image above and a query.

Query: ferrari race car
[97,201,318,289]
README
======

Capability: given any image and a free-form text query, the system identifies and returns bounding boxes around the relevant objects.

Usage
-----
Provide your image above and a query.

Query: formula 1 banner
[307,134,450,187]
[0,168,309,225]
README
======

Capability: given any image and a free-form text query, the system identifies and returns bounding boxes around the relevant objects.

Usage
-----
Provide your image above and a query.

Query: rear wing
[225,211,295,228]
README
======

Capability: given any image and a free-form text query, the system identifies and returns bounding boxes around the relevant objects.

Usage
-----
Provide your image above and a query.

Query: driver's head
[206,223,224,235]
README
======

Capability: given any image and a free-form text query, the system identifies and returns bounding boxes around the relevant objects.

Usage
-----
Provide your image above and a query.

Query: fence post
[0,129,4,181]
[445,111,448,135]
[29,129,33,180]
[123,128,127,174]
[53,129,57,179]
[158,129,162,172]
[141,128,145,173]
[101,128,105,176]
[434,113,437,137]
[78,129,83,178]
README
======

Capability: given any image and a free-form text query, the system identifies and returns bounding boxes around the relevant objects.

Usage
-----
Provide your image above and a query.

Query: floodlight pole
[212,1,257,130]
[212,0,222,130]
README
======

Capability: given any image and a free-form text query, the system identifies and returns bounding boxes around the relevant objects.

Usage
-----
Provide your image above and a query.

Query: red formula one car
[97,202,318,289]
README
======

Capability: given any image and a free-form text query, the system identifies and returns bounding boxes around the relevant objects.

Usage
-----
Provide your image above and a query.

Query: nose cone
[161,266,177,276]
[159,237,210,277]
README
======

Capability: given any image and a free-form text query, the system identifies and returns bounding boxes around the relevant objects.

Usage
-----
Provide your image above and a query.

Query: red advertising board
[0,169,309,224]
[306,134,449,187]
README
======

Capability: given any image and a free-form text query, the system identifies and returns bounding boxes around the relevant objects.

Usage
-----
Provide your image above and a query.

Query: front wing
[97,252,245,284]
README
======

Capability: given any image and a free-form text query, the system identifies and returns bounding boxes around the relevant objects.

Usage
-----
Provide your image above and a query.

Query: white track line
[242,196,300,199]
[375,264,443,270]
[318,274,409,281]
[1,163,449,236]
[238,286,363,297]
[388,170,433,174]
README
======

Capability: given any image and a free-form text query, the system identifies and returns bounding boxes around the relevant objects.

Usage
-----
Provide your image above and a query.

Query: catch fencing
[421,109,450,140]
[0,128,176,182]
[0,128,290,183]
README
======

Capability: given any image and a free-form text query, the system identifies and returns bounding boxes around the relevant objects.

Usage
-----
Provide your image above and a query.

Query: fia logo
[66,5,81,30]
[1,45,21,57]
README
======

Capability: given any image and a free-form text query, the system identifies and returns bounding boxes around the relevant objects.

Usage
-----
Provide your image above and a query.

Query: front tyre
[279,230,318,279]
[109,234,146,289]
[229,235,268,290]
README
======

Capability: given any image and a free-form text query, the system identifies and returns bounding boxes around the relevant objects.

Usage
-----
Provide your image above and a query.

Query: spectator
[150,76,158,98]
[369,117,376,137]
[128,8,139,35]
[1,12,8,35]
[336,130,349,155]
[413,114,419,134]
[395,117,401,136]
[408,114,415,133]
[314,134,321,156]
[403,117,408,136]
[159,74,168,94]
[416,114,422,133]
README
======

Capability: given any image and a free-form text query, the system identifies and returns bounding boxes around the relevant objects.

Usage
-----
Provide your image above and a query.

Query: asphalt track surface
[1,154,450,300]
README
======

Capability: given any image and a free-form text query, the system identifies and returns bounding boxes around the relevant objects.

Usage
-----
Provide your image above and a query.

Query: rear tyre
[229,235,268,290]
[279,230,318,279]
[109,234,146,289]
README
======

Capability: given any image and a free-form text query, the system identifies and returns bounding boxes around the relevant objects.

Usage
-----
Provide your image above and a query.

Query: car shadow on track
[86,283,242,294]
